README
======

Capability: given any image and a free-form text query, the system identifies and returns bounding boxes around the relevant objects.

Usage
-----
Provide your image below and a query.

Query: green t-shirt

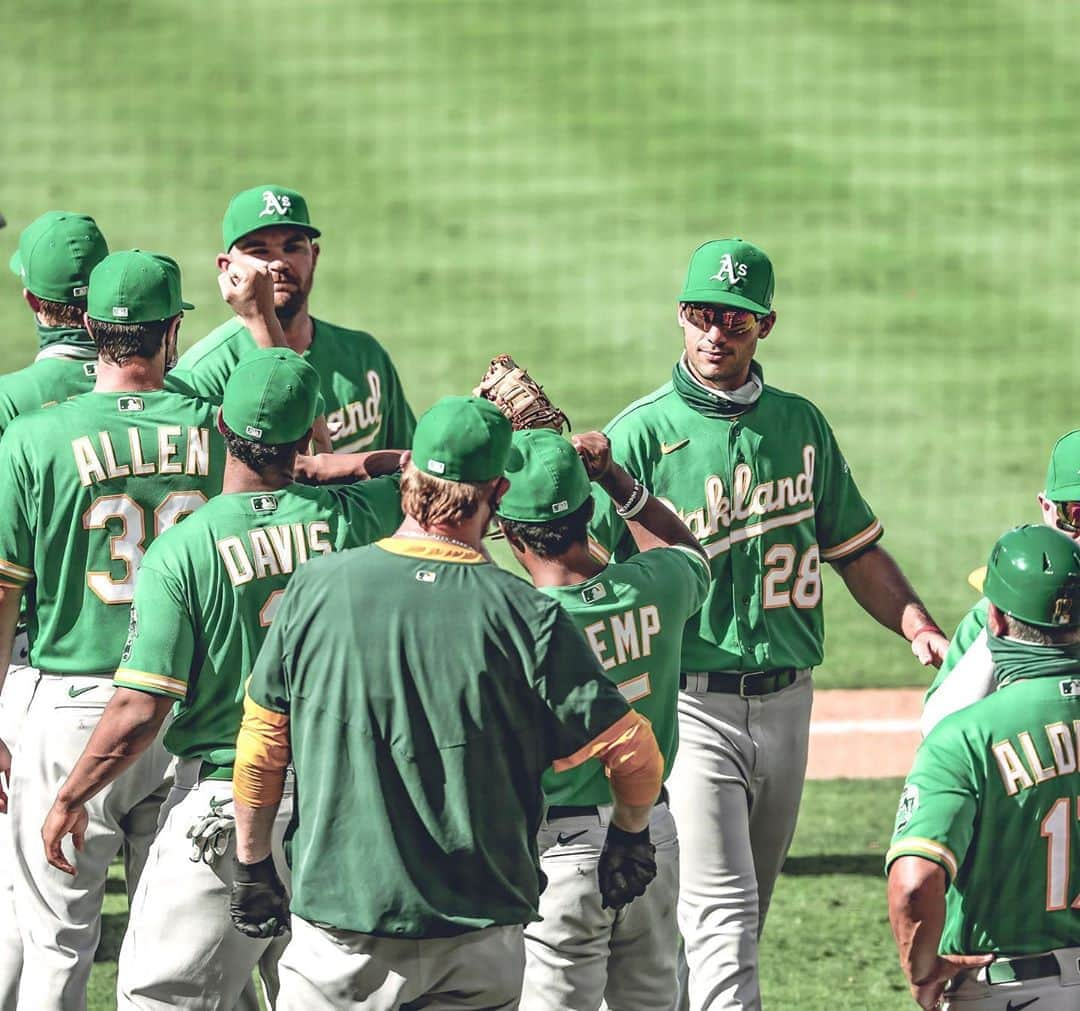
[887,674,1080,954]
[538,546,711,806]
[924,598,990,701]
[247,536,631,936]
[176,317,415,452]
[590,376,880,674]
[114,480,403,769]
[0,389,225,674]
[0,350,98,439]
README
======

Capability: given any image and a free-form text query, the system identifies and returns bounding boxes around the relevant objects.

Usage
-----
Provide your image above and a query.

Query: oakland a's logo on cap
[251,495,278,513]
[709,253,749,286]
[259,190,292,218]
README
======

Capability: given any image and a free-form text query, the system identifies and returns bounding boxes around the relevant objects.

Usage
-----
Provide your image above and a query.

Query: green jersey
[539,546,711,806]
[114,480,403,773]
[0,336,99,439]
[925,598,989,701]
[247,536,631,936]
[887,672,1080,954]
[0,389,225,674]
[591,371,881,674]
[176,318,416,452]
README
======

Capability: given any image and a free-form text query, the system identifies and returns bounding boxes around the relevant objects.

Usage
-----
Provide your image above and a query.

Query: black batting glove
[230,854,290,939]
[598,822,657,910]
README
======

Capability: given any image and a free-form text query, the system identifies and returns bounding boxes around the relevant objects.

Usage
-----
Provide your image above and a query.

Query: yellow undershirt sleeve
[233,692,291,808]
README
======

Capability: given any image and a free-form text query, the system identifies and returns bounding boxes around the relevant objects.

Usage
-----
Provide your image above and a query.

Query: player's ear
[215,408,229,437]
[757,311,777,340]
[310,242,320,269]
[986,603,1008,637]
[215,252,232,273]
[22,289,41,314]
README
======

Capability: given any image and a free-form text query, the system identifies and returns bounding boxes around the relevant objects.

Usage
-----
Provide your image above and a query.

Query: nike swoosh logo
[67,685,96,699]
[660,439,690,455]
[1007,999,1040,1011]
[556,830,588,846]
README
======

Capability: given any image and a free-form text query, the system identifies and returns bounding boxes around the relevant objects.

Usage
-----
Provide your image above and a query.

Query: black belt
[986,953,1059,985]
[679,669,797,697]
[548,786,669,822]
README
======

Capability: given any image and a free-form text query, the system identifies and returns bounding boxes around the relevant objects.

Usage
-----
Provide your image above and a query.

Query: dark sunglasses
[1054,501,1080,534]
[682,303,763,334]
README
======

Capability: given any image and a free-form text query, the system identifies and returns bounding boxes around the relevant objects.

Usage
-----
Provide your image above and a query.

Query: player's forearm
[55,689,172,808]
[836,546,942,641]
[598,463,706,560]
[0,584,25,684]
[294,449,405,484]
[238,308,286,349]
[888,858,948,986]
[234,799,279,864]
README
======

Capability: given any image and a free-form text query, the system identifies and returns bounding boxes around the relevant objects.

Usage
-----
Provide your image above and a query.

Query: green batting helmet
[983,524,1080,628]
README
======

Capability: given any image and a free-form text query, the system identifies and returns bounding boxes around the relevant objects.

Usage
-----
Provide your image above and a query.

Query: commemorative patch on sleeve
[894,784,919,834]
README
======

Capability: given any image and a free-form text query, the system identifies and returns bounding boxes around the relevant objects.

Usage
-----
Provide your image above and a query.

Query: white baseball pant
[668,671,812,1011]
[116,759,294,1010]
[943,947,1080,1009]
[522,800,680,1011]
[10,672,173,1011]
[0,630,34,1011]
[277,916,525,1011]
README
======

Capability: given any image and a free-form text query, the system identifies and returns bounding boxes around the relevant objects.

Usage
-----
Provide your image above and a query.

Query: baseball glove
[473,354,570,433]
[597,822,657,910]
[186,797,234,865]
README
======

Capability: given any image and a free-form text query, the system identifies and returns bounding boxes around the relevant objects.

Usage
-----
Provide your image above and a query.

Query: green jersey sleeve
[812,417,882,563]
[246,570,300,716]
[533,604,632,761]
[925,599,990,701]
[380,357,416,448]
[886,721,978,885]
[113,559,194,701]
[0,431,37,588]
[328,476,403,548]
[634,545,712,616]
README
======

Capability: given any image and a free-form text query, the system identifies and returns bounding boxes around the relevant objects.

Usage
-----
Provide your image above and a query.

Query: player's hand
[230,854,290,939]
[911,628,949,669]
[910,953,993,1009]
[0,738,11,814]
[217,254,276,323]
[41,800,89,876]
[572,432,612,482]
[597,822,657,910]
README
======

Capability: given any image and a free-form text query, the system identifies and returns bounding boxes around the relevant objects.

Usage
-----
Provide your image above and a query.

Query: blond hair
[400,461,492,527]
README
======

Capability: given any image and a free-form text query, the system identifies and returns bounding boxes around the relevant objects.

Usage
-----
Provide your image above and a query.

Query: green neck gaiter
[36,322,96,355]
[988,632,1080,688]
[671,356,763,419]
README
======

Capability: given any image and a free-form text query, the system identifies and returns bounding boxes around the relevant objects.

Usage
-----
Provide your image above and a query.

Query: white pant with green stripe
[116,759,294,1010]
[669,671,813,1011]
[10,672,173,1011]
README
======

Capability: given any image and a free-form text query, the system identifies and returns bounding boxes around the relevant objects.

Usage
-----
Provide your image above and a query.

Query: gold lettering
[308,521,332,556]
[1018,731,1057,784]
[185,427,209,476]
[795,445,815,504]
[731,463,754,522]
[584,620,614,670]
[249,529,280,579]
[157,426,182,475]
[99,431,130,479]
[72,436,106,487]
[1046,722,1077,776]
[265,525,295,573]
[640,605,660,657]
[128,429,154,475]
[611,611,640,665]
[218,536,254,585]
[992,740,1034,796]
[292,523,309,564]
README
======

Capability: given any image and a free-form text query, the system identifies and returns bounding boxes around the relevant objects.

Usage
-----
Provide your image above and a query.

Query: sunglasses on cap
[681,303,763,334]
[1054,501,1080,534]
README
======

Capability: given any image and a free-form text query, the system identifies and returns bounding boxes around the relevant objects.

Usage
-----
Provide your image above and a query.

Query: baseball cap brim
[1048,482,1080,502]
[229,223,321,250]
[8,250,21,277]
[679,290,771,315]
[968,566,986,592]
[180,300,195,311]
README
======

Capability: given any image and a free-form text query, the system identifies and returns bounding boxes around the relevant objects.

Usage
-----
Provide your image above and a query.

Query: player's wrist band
[615,481,648,519]
[908,622,943,644]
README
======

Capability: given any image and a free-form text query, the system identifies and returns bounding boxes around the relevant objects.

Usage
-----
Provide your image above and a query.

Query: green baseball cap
[497,429,592,523]
[87,250,194,323]
[680,238,774,314]
[411,396,511,483]
[1045,430,1080,502]
[8,211,109,303]
[983,524,1080,628]
[222,185,321,251]
[222,348,324,445]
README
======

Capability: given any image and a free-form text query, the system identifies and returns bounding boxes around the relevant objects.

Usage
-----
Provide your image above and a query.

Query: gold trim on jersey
[376,537,486,564]
[114,668,188,699]
[0,557,33,586]
[885,837,958,882]
[587,538,611,564]
[820,519,884,562]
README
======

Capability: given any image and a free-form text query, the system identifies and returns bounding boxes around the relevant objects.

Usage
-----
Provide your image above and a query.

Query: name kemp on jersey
[581,604,662,704]
[72,425,211,488]
[217,521,333,585]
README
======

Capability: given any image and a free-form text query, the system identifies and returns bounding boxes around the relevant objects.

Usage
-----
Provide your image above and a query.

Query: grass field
[3,3,1076,1007]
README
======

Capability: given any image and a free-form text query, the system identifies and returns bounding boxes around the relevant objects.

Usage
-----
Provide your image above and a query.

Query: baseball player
[888,523,1080,1010]
[921,428,1080,735]
[589,239,950,1011]
[41,347,404,1009]
[0,209,110,1010]
[0,249,232,1010]
[229,396,663,1010]
[496,428,711,1010]
[175,184,416,452]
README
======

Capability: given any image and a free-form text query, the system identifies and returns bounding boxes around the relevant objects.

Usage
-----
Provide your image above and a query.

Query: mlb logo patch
[112,306,129,318]
[416,570,438,583]
[72,285,88,297]
[251,495,278,513]
[118,396,144,412]
[427,459,447,475]
[552,500,569,514]
[83,363,97,378]
[245,425,263,439]
[1060,678,1080,698]
[581,583,607,604]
